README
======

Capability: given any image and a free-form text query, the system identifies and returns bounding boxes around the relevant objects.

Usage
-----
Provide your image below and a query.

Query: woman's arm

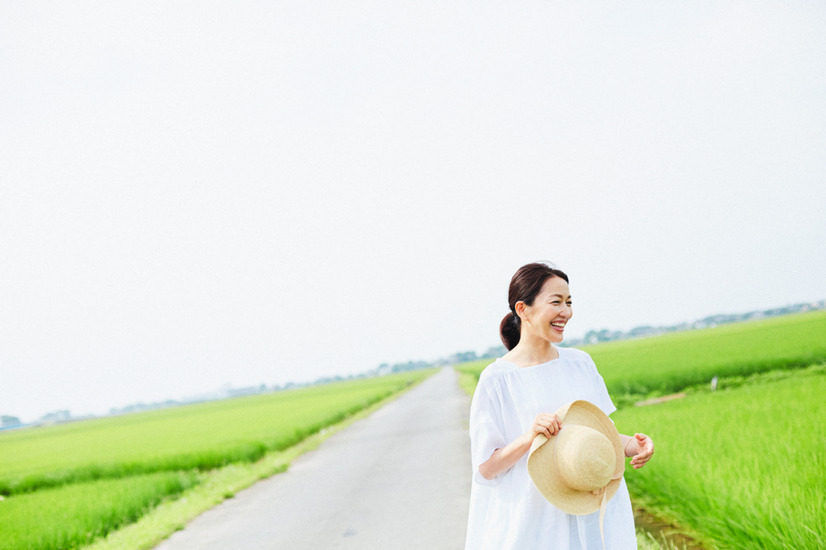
[478,413,561,480]
[620,432,654,469]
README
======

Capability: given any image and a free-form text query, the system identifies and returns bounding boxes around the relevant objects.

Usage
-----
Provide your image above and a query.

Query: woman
[465,262,654,550]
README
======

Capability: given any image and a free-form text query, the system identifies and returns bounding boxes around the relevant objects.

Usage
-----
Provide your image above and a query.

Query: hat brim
[527,400,624,515]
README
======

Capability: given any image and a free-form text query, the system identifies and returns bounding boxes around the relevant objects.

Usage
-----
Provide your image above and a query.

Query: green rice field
[457,310,826,549]
[613,368,825,550]
[0,370,431,550]
[1,473,199,550]
[587,310,826,399]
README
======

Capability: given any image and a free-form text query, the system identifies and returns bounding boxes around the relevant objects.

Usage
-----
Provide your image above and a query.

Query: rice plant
[0,472,198,550]
[613,372,825,549]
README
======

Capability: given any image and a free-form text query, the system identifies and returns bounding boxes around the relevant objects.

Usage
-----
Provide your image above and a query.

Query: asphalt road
[154,367,472,549]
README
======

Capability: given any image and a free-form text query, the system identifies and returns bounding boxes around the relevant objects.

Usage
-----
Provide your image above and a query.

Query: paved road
[154,367,472,549]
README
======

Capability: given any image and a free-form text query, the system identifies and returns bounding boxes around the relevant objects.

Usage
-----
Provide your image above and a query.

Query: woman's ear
[515,301,527,320]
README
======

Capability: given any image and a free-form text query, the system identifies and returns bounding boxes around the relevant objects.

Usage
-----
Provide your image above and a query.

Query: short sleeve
[587,354,616,416]
[468,376,507,486]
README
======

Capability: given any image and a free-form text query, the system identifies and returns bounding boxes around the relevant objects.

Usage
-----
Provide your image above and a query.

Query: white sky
[2,2,824,423]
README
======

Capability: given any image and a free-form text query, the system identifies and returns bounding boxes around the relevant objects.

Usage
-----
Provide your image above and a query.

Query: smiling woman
[465,262,654,550]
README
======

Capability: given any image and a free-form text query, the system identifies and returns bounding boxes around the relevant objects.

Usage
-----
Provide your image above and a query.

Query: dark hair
[499,262,569,351]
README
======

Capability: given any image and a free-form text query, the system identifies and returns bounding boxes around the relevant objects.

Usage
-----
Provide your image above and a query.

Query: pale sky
[2,2,824,423]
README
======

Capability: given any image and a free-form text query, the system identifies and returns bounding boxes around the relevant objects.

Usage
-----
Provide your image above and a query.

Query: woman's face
[518,276,572,344]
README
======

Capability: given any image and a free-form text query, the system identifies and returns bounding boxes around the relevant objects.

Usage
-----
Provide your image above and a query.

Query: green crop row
[0,472,199,550]
[0,371,429,496]
[612,369,825,550]
[587,310,826,398]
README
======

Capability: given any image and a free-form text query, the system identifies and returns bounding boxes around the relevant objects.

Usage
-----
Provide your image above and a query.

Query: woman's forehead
[540,276,570,296]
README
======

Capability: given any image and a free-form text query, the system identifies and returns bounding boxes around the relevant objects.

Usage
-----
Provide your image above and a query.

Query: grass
[0,369,434,550]
[613,369,825,550]
[585,309,826,400]
[637,530,693,550]
[0,472,198,550]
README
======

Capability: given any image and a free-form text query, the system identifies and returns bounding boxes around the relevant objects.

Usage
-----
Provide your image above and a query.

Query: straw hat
[527,400,624,515]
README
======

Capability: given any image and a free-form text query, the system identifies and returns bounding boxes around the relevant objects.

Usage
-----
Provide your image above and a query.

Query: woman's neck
[503,338,558,368]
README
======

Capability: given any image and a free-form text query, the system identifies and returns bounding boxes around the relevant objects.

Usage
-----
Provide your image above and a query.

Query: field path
[154,367,472,549]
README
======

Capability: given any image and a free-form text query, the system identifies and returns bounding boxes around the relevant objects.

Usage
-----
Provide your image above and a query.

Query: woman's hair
[499,262,569,350]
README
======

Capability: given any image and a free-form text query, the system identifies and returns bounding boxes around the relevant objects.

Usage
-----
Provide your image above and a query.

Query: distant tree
[1,415,22,427]
[482,345,506,359]
[451,351,478,364]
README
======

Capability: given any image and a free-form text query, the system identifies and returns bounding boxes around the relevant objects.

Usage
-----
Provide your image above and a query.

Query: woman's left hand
[627,433,654,469]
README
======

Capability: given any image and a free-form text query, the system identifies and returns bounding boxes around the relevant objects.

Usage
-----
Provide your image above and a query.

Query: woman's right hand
[480,412,563,480]
[527,413,562,439]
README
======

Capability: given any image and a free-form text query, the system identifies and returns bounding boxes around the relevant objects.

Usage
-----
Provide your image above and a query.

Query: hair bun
[500,312,521,351]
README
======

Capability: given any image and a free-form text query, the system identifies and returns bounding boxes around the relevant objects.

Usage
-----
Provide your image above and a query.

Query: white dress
[465,346,637,550]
